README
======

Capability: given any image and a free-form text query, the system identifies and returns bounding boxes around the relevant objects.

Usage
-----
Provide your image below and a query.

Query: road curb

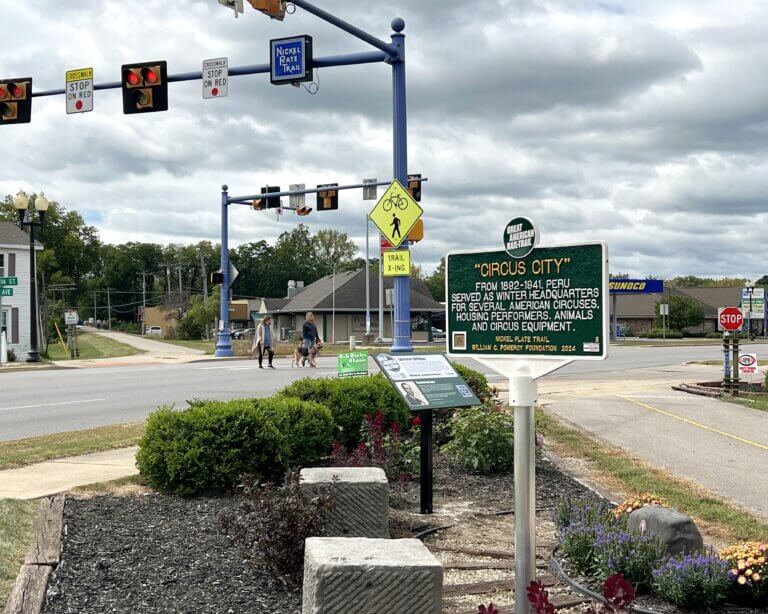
[3,494,64,614]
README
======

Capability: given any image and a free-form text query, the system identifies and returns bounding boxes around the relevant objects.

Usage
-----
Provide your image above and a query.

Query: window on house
[0,310,7,336]
[0,254,4,278]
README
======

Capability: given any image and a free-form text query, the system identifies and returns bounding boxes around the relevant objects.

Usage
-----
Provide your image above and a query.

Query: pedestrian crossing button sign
[369,179,423,248]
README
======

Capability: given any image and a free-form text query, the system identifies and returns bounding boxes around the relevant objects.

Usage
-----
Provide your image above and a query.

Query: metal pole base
[419,409,433,514]
[511,375,537,614]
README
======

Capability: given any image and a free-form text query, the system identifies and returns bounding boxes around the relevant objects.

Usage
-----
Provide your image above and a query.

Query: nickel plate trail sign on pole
[446,243,609,360]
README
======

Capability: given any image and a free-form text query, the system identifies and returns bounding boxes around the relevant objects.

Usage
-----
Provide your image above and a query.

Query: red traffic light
[125,70,141,87]
[0,78,32,124]
[296,206,312,216]
[143,68,159,84]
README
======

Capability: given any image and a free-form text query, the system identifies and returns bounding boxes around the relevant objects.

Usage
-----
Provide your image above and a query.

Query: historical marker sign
[373,353,480,410]
[65,68,94,114]
[270,35,313,85]
[446,243,609,359]
[203,57,228,99]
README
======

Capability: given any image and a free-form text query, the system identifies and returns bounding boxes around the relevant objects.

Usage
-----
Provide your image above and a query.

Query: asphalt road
[2,342,768,442]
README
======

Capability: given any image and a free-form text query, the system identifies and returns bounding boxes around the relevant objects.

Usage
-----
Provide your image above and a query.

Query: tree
[177,288,220,340]
[656,296,705,331]
[754,275,768,286]
[424,258,445,302]
[315,229,358,275]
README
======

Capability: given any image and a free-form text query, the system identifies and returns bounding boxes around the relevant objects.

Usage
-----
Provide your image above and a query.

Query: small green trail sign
[337,351,369,378]
[446,243,608,359]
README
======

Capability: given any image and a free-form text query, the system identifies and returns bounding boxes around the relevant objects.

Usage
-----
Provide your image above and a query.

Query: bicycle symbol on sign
[382,193,409,212]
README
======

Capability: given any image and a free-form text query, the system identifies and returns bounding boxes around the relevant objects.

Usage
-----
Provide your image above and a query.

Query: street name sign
[383,250,410,277]
[446,243,609,359]
[373,353,480,410]
[337,351,368,379]
[203,58,228,99]
[718,307,744,332]
[0,288,13,297]
[65,68,93,114]
[369,180,423,249]
[0,277,18,286]
[270,35,313,85]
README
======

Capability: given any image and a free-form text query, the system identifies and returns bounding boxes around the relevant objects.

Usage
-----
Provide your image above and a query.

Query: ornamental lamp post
[13,191,48,362]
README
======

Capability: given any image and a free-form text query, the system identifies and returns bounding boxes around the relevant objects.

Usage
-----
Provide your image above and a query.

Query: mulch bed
[44,494,300,614]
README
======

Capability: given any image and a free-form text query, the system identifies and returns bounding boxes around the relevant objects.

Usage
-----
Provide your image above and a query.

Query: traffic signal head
[407,173,422,202]
[296,206,312,216]
[247,0,285,20]
[261,186,281,209]
[251,198,264,211]
[0,78,32,125]
[316,183,339,211]
[121,61,168,114]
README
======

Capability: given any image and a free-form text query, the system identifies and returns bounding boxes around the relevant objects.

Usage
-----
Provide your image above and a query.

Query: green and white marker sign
[446,242,608,360]
[373,353,481,410]
[0,277,18,286]
[504,217,538,258]
[337,351,369,378]
[0,288,12,297]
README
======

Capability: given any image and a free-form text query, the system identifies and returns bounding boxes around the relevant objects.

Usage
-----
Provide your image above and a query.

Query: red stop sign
[719,307,744,331]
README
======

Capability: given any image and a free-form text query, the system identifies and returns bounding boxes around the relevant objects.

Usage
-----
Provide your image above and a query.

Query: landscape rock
[628,505,704,556]
[302,537,443,614]
[300,467,389,538]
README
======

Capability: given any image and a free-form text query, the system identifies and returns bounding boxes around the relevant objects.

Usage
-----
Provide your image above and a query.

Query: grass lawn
[537,407,768,543]
[159,339,216,354]
[721,394,768,414]
[0,499,37,609]
[0,423,146,471]
[45,332,144,361]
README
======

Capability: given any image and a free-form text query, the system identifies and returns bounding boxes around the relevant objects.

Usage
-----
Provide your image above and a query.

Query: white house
[0,222,43,360]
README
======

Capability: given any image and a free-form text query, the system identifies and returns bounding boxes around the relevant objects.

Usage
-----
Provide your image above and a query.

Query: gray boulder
[627,505,703,556]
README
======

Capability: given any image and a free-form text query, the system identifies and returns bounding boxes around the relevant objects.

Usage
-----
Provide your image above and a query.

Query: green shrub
[443,407,514,474]
[279,376,409,448]
[706,332,723,339]
[137,397,334,495]
[641,329,683,339]
[256,396,334,467]
[451,362,492,402]
[594,527,668,592]
[652,553,730,610]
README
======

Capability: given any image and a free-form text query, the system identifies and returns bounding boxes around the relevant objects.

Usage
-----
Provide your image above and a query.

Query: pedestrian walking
[302,311,322,368]
[254,315,275,369]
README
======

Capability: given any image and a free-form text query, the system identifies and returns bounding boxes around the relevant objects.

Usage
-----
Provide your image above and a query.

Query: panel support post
[215,185,234,357]
[390,19,412,353]
[419,408,433,515]
[511,374,537,614]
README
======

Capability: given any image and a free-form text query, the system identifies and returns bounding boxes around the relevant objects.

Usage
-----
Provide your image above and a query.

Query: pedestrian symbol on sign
[391,214,401,239]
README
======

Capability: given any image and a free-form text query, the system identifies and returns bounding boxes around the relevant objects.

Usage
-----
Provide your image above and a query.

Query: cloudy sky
[2,0,767,278]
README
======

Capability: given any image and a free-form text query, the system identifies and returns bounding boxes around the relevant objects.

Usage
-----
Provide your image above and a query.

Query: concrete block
[300,467,389,538]
[628,505,703,556]
[303,537,443,614]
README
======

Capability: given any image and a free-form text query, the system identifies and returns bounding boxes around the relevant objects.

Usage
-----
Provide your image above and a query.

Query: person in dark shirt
[301,312,322,367]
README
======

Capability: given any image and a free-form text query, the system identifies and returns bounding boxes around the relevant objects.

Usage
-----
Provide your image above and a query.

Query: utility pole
[178,264,183,303]
[166,265,171,297]
[93,291,97,325]
[140,272,147,310]
[107,288,112,330]
[200,252,208,303]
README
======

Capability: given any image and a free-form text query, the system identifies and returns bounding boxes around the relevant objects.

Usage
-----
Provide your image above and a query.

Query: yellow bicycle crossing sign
[369,179,423,248]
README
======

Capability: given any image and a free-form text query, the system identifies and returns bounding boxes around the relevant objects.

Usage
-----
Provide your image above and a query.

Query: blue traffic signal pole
[216,185,234,357]
[390,18,411,352]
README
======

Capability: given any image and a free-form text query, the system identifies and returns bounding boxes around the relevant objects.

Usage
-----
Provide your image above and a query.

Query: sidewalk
[0,447,138,499]
[53,329,209,369]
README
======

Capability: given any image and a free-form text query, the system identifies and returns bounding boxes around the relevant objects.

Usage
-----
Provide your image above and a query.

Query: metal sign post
[447,219,608,614]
